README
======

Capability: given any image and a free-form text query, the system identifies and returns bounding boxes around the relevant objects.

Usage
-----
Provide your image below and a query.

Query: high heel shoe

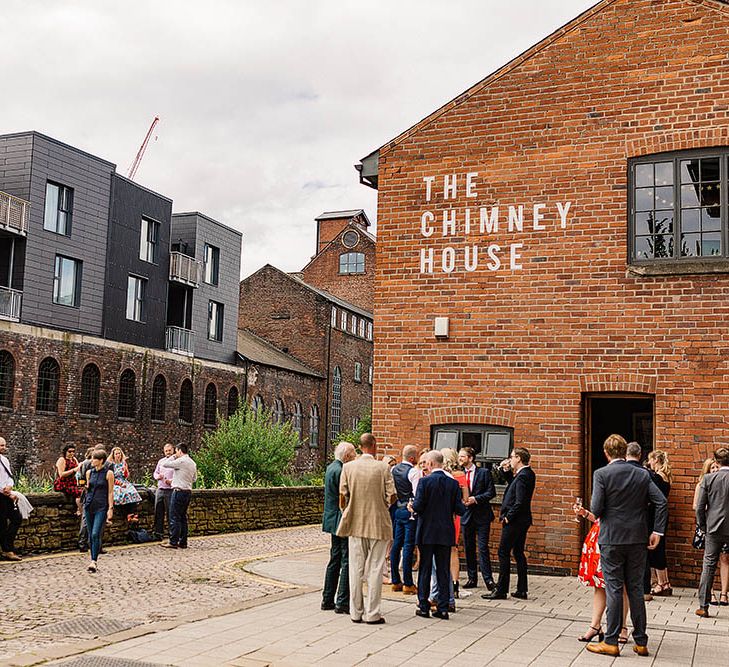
[578,626,604,642]
[720,593,729,607]
[651,582,673,596]
[453,581,459,599]
[711,592,720,606]
[618,627,629,644]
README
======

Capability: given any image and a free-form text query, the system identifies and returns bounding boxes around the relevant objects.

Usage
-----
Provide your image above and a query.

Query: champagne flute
[574,497,583,523]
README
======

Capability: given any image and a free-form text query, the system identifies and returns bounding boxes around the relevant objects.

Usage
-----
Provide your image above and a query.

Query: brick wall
[370,0,729,584]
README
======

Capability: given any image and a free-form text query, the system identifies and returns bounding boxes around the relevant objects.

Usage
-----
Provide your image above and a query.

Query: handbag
[692,524,705,550]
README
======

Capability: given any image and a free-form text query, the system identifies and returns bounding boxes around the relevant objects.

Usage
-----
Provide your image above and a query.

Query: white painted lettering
[421,211,434,238]
[507,205,523,232]
[423,176,435,202]
[533,203,546,231]
[487,244,501,271]
[442,247,455,273]
[510,243,523,270]
[466,172,478,198]
[442,209,456,236]
[464,208,471,235]
[443,174,457,200]
[479,206,499,234]
[420,248,434,273]
[465,245,478,272]
[557,201,572,229]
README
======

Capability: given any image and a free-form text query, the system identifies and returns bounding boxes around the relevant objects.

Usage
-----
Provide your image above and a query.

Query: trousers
[169,489,191,546]
[0,494,21,553]
[496,522,529,595]
[322,534,349,610]
[348,536,388,622]
[698,532,729,609]
[390,507,416,586]
[463,519,493,584]
[417,544,451,613]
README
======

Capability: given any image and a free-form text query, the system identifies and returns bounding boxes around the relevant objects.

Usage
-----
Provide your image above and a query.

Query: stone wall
[14,486,324,554]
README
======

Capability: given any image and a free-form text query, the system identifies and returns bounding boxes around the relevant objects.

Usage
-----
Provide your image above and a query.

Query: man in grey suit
[582,434,667,658]
[695,446,729,617]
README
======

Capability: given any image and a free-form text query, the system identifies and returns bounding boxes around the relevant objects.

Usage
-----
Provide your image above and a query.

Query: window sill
[151,419,165,424]
[36,410,59,416]
[627,260,729,277]
[117,416,136,422]
[178,419,192,427]
[79,414,99,420]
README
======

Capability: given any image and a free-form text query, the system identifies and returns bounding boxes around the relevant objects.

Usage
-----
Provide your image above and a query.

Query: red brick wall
[317,217,351,254]
[371,0,729,585]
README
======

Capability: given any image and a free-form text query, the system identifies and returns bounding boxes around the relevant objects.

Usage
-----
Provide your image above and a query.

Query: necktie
[466,469,472,490]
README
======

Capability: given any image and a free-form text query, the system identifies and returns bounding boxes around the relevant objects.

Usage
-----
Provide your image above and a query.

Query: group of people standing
[320,434,535,624]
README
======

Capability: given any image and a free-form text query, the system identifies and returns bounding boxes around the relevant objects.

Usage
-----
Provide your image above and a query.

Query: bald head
[402,445,418,464]
[360,433,377,455]
[426,450,444,471]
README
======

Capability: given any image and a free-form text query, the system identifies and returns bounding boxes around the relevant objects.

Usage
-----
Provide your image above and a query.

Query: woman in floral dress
[109,447,142,520]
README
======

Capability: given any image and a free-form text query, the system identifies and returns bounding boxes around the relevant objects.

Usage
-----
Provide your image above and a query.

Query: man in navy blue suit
[458,447,496,590]
[483,447,536,601]
[410,450,467,619]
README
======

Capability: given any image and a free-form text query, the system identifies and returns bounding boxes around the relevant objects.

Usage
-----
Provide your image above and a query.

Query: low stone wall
[14,486,325,554]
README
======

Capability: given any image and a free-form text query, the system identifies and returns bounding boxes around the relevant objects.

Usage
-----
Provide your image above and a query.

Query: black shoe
[365,617,386,625]
[178,544,188,549]
[448,603,456,613]
[485,579,496,591]
[79,546,88,553]
[462,580,478,589]
[351,618,363,623]
[511,591,528,600]
[321,602,336,611]
[99,548,107,555]
[415,609,430,618]
[453,581,459,599]
[334,606,349,614]
[482,592,507,600]
[432,610,450,620]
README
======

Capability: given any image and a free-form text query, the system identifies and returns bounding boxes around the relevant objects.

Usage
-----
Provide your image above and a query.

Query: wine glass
[574,497,583,523]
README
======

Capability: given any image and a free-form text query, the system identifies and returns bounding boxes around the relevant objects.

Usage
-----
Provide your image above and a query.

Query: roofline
[172,211,242,238]
[236,329,324,378]
[315,210,371,227]
[113,172,173,204]
[300,220,376,273]
[0,130,117,169]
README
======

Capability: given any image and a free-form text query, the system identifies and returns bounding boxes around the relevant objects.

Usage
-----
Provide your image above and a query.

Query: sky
[1,0,597,276]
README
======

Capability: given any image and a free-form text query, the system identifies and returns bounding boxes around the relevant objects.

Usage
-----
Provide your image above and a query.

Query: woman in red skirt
[54,444,82,516]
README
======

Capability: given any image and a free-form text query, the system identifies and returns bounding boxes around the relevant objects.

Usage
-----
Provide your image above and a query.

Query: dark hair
[513,447,531,465]
[84,446,95,459]
[714,447,729,467]
[92,449,108,462]
[459,447,476,461]
[62,444,76,456]
[176,442,189,454]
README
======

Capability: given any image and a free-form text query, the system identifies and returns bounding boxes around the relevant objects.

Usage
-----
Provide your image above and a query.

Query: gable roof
[237,328,323,377]
[316,209,372,227]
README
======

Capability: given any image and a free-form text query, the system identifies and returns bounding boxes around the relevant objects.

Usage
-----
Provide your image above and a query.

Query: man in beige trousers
[337,433,396,624]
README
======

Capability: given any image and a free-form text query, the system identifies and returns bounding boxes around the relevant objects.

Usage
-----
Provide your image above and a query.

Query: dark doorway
[584,394,654,502]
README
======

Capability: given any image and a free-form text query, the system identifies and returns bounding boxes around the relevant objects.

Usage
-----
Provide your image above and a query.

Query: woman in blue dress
[84,449,114,573]
[109,447,142,521]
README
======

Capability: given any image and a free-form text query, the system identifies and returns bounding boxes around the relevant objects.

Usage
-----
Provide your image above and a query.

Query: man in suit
[626,441,655,602]
[390,445,419,594]
[321,441,356,614]
[0,437,22,562]
[410,450,466,619]
[337,433,396,624]
[584,434,667,658]
[483,447,536,601]
[458,447,496,590]
[696,446,729,618]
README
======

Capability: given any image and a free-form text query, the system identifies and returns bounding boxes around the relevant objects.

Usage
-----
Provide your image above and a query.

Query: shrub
[335,409,372,450]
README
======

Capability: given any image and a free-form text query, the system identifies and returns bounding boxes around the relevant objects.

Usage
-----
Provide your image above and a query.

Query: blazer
[696,468,729,538]
[461,465,496,525]
[337,454,396,542]
[412,470,466,546]
[499,466,536,527]
[591,459,668,546]
[322,459,343,535]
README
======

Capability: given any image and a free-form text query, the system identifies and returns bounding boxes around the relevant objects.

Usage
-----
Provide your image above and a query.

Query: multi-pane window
[631,151,726,262]
[331,366,342,441]
[151,374,166,422]
[126,275,146,322]
[139,218,160,263]
[0,350,15,409]
[208,300,224,341]
[118,369,136,419]
[227,386,240,417]
[80,363,101,416]
[359,319,366,338]
[368,365,373,385]
[36,357,60,413]
[331,306,337,328]
[339,252,365,274]
[292,402,303,443]
[367,322,373,341]
[354,362,362,383]
[204,243,220,285]
[273,398,285,424]
[43,182,73,235]
[53,256,82,307]
[309,404,320,448]
[179,379,193,424]
[350,316,357,335]
[340,310,347,331]
[204,382,217,426]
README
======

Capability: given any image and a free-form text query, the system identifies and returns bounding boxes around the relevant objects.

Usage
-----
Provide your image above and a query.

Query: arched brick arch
[625,127,729,160]
[425,404,516,428]
[579,373,657,395]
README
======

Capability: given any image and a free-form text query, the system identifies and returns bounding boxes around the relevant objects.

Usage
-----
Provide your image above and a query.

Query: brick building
[356,0,729,584]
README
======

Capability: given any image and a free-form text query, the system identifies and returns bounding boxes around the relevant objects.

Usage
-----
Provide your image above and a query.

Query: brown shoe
[402,585,417,595]
[391,583,403,592]
[586,641,620,657]
[1,552,22,561]
[695,607,710,618]
[633,645,649,657]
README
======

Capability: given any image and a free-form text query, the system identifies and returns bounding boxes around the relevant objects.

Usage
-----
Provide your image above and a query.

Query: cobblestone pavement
[0,525,327,663]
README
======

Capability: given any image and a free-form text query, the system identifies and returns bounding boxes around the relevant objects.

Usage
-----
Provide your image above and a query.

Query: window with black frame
[0,350,15,410]
[630,150,725,263]
[80,363,101,416]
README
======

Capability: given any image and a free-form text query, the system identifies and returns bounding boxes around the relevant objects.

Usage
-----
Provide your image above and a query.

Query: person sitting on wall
[108,447,143,522]
[0,437,25,562]
[54,444,83,516]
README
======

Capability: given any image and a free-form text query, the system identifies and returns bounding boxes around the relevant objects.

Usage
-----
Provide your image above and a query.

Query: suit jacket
[696,468,729,537]
[337,454,396,541]
[412,470,466,546]
[591,459,668,546]
[322,459,343,535]
[461,465,495,525]
[499,466,536,527]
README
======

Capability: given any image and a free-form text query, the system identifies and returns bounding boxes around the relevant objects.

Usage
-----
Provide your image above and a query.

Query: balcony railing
[166,326,194,356]
[169,252,202,287]
[0,286,22,322]
[0,191,30,236]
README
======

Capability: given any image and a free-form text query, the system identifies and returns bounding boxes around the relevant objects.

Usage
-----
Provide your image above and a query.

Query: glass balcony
[169,252,202,287]
[166,326,194,356]
[0,286,22,321]
[0,191,30,236]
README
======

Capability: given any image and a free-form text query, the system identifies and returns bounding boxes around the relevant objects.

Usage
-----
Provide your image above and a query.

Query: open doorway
[583,393,654,502]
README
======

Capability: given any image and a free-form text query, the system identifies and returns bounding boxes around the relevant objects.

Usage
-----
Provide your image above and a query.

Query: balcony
[0,286,22,322]
[166,326,194,356]
[169,252,202,287]
[0,191,30,236]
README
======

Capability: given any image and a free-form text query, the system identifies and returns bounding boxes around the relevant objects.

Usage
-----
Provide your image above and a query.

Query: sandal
[578,625,604,642]
[651,582,673,596]
[711,592,720,606]
[618,626,629,645]
[721,593,729,607]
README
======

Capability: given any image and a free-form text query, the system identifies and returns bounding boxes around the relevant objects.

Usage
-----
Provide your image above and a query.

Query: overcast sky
[1,0,596,275]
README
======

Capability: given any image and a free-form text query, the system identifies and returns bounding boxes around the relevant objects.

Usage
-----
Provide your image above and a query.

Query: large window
[292,401,303,444]
[339,252,365,274]
[53,256,82,307]
[118,369,136,419]
[204,382,217,426]
[139,218,160,263]
[630,150,726,262]
[179,379,193,424]
[273,398,285,424]
[354,362,362,383]
[126,275,147,322]
[43,182,73,235]
[36,357,60,413]
[227,386,240,417]
[432,424,513,468]
[309,404,320,448]
[330,366,341,441]
[151,374,166,422]
[79,363,100,416]
[208,301,224,341]
[0,350,15,409]
[204,243,220,285]
[252,394,264,417]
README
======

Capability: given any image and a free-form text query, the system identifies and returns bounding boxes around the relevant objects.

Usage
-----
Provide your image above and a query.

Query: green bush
[335,409,372,450]
[195,403,298,487]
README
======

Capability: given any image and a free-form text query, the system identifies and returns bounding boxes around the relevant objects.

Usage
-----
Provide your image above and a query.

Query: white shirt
[464,464,476,491]
[162,455,198,490]
[0,454,14,490]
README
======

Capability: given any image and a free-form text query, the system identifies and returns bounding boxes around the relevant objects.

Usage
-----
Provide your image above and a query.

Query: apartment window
[204,382,217,426]
[139,218,160,263]
[79,363,100,416]
[354,362,362,383]
[368,365,373,385]
[340,310,347,331]
[43,182,73,235]
[179,379,193,424]
[204,243,220,285]
[309,404,320,448]
[151,374,166,422]
[208,300,224,341]
[53,256,82,307]
[118,369,136,419]
[350,316,358,335]
[331,366,342,440]
[339,252,365,274]
[367,321,373,341]
[126,275,147,322]
[273,398,285,424]
[358,319,366,338]
[227,386,240,417]
[0,350,15,409]
[36,357,60,413]
[293,401,303,444]
[331,306,337,328]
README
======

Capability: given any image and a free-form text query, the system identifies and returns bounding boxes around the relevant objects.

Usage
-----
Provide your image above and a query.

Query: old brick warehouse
[356,0,729,585]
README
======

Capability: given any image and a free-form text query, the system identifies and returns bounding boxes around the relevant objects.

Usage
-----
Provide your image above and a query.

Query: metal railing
[169,252,202,287]
[0,286,22,321]
[166,326,194,355]
[0,191,30,236]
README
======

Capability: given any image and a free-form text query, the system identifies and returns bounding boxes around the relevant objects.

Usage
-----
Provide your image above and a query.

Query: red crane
[127,116,160,180]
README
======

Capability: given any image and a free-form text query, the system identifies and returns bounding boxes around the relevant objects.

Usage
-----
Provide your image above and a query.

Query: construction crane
[127,116,160,180]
